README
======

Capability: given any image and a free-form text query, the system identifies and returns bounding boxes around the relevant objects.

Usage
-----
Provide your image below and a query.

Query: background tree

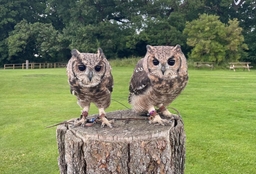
[183,14,248,65]
[186,0,256,63]
[46,0,142,58]
[134,12,186,55]
[0,0,255,66]
[124,0,188,57]
[7,20,69,63]
[234,0,256,63]
[0,0,60,65]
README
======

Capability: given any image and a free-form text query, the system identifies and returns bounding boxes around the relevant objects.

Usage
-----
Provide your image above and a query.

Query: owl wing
[129,58,150,95]
[105,73,113,93]
[69,82,80,96]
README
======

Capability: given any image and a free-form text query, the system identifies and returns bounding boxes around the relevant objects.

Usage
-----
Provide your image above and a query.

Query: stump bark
[56,109,185,174]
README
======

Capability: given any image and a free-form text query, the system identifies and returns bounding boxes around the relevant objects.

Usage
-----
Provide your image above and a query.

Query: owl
[128,45,188,125]
[67,48,114,128]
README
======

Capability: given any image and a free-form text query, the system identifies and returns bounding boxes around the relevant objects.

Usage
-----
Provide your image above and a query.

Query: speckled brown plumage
[129,45,188,125]
[67,48,114,128]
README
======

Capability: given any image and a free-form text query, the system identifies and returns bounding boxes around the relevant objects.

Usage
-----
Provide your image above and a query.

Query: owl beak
[88,71,93,81]
[161,65,166,75]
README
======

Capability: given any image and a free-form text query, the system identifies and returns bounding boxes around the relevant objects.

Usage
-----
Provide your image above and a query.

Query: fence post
[26,60,29,69]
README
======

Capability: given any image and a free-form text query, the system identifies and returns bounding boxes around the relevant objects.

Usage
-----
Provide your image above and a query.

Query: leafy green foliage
[138,12,186,47]
[184,14,248,64]
[0,0,55,65]
[185,0,256,63]
[0,0,256,65]
[7,20,69,63]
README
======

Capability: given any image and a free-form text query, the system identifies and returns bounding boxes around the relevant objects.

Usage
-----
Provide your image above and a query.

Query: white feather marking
[137,84,145,90]
[72,90,76,95]
[136,67,143,73]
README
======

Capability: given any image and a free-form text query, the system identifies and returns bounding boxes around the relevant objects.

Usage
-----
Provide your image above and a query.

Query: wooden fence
[4,62,67,69]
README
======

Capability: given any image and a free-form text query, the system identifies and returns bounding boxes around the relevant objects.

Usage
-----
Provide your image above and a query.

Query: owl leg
[157,104,177,118]
[98,108,114,128]
[148,106,169,126]
[74,105,90,127]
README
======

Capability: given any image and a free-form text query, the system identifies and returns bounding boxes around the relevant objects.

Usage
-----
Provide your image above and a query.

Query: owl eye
[95,65,102,72]
[168,58,175,66]
[152,58,159,66]
[78,64,86,71]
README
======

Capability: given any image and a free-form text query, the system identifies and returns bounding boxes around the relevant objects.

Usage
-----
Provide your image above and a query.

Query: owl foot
[74,111,88,127]
[148,110,169,126]
[98,114,114,128]
[157,106,176,118]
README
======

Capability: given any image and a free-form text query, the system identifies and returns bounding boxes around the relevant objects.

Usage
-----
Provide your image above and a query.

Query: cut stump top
[57,109,186,174]
[61,109,184,142]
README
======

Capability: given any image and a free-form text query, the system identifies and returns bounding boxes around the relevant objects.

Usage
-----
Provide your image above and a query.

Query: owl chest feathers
[69,76,112,103]
[147,75,187,103]
[130,61,187,95]
[150,76,176,93]
[129,62,188,107]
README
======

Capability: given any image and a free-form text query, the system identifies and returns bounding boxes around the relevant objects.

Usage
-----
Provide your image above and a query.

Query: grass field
[0,67,255,174]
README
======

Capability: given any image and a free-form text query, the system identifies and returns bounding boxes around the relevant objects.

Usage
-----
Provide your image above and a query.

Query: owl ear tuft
[146,45,155,54]
[71,49,81,58]
[97,48,105,59]
[173,45,181,52]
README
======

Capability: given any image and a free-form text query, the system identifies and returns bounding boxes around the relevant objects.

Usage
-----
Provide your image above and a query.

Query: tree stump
[56,109,185,174]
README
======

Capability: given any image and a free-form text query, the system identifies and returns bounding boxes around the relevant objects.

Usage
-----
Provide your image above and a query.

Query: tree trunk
[56,109,185,174]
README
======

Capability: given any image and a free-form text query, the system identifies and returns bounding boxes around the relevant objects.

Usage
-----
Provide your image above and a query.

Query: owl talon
[149,114,169,126]
[161,109,177,118]
[73,111,88,127]
[99,115,114,128]
[73,117,87,127]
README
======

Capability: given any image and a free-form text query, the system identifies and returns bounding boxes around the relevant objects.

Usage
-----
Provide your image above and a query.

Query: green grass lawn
[0,67,255,174]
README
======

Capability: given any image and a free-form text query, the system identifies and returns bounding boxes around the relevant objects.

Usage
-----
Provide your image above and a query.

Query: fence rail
[4,62,67,69]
